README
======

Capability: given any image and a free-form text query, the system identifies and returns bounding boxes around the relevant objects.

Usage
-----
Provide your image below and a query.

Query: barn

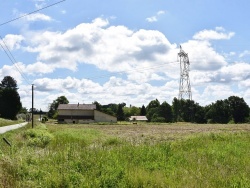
[57,104,117,124]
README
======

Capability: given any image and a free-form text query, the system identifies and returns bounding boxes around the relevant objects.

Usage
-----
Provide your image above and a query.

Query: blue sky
[1,0,250,111]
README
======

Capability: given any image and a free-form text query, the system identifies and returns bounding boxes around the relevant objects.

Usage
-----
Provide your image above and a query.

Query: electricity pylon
[178,45,192,100]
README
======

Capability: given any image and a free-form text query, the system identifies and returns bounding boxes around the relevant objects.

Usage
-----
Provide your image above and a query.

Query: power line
[0,0,66,27]
[0,37,30,84]
[0,0,66,84]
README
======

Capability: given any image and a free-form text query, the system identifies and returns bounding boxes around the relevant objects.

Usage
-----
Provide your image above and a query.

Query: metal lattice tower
[178,45,192,100]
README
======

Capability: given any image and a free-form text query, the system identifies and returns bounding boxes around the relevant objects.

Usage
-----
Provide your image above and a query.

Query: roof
[129,116,148,121]
[58,104,96,110]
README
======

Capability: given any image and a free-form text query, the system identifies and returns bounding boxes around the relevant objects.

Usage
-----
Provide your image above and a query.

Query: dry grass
[48,122,250,144]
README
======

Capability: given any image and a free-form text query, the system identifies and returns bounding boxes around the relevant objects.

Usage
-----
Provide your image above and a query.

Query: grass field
[0,122,249,187]
[0,118,23,127]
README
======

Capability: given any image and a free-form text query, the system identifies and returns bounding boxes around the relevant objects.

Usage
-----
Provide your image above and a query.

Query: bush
[151,117,165,122]
[23,127,53,148]
[41,116,48,123]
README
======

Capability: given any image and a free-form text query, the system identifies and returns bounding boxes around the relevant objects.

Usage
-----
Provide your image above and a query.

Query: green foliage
[48,96,69,118]
[0,76,17,89]
[146,98,160,110]
[206,100,230,124]
[23,126,54,148]
[117,103,125,121]
[140,104,146,116]
[123,106,140,118]
[0,118,22,127]
[1,125,249,187]
[205,96,249,124]
[228,96,249,123]
[151,116,165,122]
[0,76,22,120]
[146,100,173,122]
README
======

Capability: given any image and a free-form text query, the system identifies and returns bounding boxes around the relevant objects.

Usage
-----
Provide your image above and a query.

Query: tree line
[49,95,250,124]
[94,96,249,124]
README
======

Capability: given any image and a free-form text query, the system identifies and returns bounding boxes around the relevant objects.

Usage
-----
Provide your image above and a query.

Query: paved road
[0,122,28,134]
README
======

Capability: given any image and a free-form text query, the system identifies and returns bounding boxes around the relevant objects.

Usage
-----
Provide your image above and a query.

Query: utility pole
[178,45,192,100]
[32,84,34,128]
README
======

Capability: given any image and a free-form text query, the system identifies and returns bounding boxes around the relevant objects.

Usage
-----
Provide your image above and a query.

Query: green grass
[0,123,249,187]
[0,118,23,127]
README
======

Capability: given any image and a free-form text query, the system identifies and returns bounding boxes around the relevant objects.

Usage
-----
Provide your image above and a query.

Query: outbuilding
[129,116,148,121]
[57,104,117,124]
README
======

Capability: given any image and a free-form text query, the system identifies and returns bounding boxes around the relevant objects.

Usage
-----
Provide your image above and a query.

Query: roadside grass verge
[0,118,24,127]
[0,123,249,187]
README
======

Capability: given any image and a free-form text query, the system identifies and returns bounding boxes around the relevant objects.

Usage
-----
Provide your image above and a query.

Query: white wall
[94,110,117,123]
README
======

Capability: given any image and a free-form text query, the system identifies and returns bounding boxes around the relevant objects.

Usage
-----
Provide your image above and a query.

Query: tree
[140,105,146,116]
[192,103,206,124]
[205,100,230,124]
[158,101,173,123]
[0,76,22,119]
[93,101,102,111]
[124,106,140,119]
[227,96,249,123]
[19,107,28,114]
[117,103,125,121]
[102,103,118,116]
[0,76,18,89]
[146,99,160,110]
[48,96,69,118]
[172,97,179,122]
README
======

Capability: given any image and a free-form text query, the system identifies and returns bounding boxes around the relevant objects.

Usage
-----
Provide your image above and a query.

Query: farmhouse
[57,104,117,124]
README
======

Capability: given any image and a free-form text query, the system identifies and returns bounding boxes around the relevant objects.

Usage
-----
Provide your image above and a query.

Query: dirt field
[72,123,250,143]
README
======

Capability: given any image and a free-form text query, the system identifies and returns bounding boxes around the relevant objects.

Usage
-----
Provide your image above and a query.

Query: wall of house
[58,109,94,116]
[58,109,117,123]
[94,110,117,123]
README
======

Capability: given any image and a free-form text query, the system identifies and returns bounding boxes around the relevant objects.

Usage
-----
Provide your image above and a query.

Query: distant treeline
[93,96,250,124]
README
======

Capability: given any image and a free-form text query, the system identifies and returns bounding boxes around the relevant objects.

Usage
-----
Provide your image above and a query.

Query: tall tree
[140,105,146,116]
[205,100,230,124]
[227,96,249,123]
[172,97,179,122]
[158,101,173,123]
[146,99,160,122]
[0,76,18,89]
[48,96,69,118]
[146,99,160,110]
[0,76,22,119]
[116,103,125,121]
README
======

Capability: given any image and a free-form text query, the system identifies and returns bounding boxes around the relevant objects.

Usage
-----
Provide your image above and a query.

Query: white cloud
[157,10,165,15]
[181,40,227,71]
[24,13,52,22]
[20,75,179,110]
[0,64,23,84]
[146,10,165,22]
[0,34,24,50]
[6,18,248,110]
[61,10,66,14]
[239,50,250,58]
[23,18,176,81]
[146,16,158,22]
[193,27,235,41]
[190,62,250,87]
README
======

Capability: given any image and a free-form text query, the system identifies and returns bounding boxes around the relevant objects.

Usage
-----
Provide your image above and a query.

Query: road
[0,122,28,134]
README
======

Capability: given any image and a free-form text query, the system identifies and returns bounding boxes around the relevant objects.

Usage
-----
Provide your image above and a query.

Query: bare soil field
[55,123,250,144]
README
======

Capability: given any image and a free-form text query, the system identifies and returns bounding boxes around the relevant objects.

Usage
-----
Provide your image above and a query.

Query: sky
[1,0,250,111]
